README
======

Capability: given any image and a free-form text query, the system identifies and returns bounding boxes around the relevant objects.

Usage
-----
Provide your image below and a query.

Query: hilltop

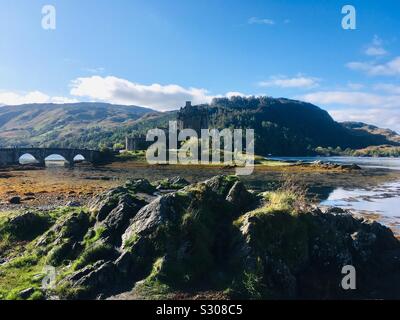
[177,97,399,156]
[0,103,159,148]
[342,122,400,144]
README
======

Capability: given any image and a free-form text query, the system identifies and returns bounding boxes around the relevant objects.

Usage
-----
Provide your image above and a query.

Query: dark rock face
[8,196,21,204]
[236,208,400,299]
[99,194,147,246]
[18,287,35,299]
[225,181,254,211]
[124,179,156,194]
[154,176,190,190]
[2,211,51,241]
[89,186,131,221]
[36,210,91,263]
[37,175,400,300]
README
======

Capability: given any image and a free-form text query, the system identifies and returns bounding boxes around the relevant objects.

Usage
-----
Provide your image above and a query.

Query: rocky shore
[0,175,399,300]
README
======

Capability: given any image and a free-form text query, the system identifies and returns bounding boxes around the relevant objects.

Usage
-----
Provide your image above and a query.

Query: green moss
[0,254,46,300]
[55,282,88,300]
[0,211,52,242]
[48,207,84,220]
[8,254,39,268]
[0,207,93,300]
[131,257,172,300]
[73,242,115,270]
[45,242,72,266]
[178,210,215,282]
[123,232,139,249]
[83,226,107,246]
[28,290,45,300]
[225,175,240,183]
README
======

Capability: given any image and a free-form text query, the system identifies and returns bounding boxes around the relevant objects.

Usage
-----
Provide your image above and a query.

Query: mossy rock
[237,209,309,273]
[121,181,239,290]
[124,179,156,194]
[0,211,52,242]
[73,240,118,271]
[154,176,190,190]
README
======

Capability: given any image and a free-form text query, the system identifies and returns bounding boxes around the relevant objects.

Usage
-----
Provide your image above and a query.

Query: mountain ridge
[0,98,398,156]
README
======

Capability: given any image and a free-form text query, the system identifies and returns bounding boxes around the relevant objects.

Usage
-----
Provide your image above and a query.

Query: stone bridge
[0,148,102,166]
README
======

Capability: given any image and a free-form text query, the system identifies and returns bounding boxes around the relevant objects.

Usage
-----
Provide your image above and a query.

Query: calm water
[269,157,400,234]
[320,180,400,234]
[269,156,400,170]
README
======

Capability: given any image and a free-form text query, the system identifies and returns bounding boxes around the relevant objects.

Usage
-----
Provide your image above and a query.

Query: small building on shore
[125,134,149,151]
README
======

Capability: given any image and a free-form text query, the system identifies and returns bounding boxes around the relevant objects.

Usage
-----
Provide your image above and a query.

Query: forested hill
[341,121,400,144]
[179,97,399,156]
[0,98,398,156]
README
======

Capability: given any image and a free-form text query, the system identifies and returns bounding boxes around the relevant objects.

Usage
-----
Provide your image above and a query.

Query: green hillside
[0,98,398,156]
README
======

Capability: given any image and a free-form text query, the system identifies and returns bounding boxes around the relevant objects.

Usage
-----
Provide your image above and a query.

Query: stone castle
[177,101,209,134]
[125,101,210,151]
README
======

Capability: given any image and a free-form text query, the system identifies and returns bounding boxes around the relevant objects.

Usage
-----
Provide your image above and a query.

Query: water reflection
[270,156,400,170]
[321,181,400,234]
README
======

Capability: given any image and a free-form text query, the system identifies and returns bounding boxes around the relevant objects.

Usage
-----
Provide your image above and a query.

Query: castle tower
[177,101,209,135]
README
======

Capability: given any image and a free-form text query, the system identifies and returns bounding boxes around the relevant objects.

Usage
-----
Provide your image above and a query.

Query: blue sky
[1,0,400,130]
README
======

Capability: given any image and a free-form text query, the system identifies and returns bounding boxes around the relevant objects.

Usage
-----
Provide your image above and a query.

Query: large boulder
[225,181,255,211]
[233,206,400,299]
[36,211,90,254]
[1,211,52,241]
[124,178,156,194]
[97,194,147,246]
[88,186,131,221]
[203,175,240,197]
[154,176,190,190]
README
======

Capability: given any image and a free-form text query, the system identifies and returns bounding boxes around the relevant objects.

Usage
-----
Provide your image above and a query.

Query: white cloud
[347,82,364,90]
[224,91,249,98]
[248,17,275,25]
[299,90,400,131]
[299,90,400,108]
[259,75,320,89]
[69,76,247,110]
[0,90,77,106]
[373,83,400,94]
[365,35,387,56]
[365,47,387,56]
[347,56,400,76]
[0,77,250,110]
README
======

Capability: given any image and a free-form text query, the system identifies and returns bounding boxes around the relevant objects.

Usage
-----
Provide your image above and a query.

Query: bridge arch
[73,154,86,162]
[44,154,69,165]
[18,153,39,165]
